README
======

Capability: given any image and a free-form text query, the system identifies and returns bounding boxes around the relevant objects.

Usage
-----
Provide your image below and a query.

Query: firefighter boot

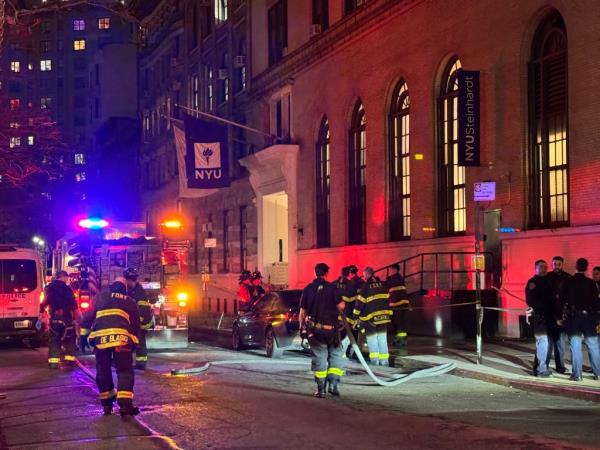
[313,379,326,398]
[328,380,340,396]
[118,402,140,416]
[103,403,113,415]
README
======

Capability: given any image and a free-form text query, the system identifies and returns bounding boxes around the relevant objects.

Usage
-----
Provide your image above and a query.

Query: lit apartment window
[40,60,52,71]
[27,136,34,145]
[98,18,110,30]
[41,97,52,109]
[9,137,21,148]
[74,39,86,51]
[75,172,86,182]
[28,63,33,70]
[73,19,85,31]
[10,99,20,110]
[10,61,20,72]
[215,0,228,24]
[74,153,85,165]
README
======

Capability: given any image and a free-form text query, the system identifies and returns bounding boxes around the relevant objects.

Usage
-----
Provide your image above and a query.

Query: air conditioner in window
[217,68,228,79]
[310,24,322,36]
[233,55,246,68]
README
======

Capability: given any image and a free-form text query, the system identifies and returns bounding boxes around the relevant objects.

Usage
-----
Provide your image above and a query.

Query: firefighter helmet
[123,267,139,281]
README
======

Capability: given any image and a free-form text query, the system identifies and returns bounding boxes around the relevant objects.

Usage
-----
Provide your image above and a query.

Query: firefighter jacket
[80,284,141,350]
[354,276,392,325]
[386,273,409,308]
[41,279,77,320]
[335,276,355,324]
[128,283,153,330]
[237,281,252,303]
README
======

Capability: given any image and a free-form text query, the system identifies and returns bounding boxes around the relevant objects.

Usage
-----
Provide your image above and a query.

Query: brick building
[138,0,600,336]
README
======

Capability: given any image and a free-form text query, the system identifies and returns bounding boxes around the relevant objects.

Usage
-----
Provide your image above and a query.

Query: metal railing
[375,251,496,295]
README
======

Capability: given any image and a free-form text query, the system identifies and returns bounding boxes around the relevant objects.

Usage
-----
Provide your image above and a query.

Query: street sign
[471,255,485,270]
[204,238,217,248]
[474,182,495,201]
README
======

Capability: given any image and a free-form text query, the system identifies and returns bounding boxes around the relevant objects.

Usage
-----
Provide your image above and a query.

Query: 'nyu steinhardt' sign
[457,70,480,166]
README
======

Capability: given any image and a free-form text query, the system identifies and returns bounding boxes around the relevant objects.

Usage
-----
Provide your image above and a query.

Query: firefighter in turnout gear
[336,267,354,325]
[355,267,392,366]
[80,277,141,416]
[124,268,153,370]
[386,264,410,346]
[39,271,79,368]
[299,263,345,398]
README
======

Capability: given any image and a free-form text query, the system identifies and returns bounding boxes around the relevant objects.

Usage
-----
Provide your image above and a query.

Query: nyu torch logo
[194,142,223,180]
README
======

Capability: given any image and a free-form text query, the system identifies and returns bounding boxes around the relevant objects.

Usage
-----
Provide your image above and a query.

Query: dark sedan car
[231,289,306,358]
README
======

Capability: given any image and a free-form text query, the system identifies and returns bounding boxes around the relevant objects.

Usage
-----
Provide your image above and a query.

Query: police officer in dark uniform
[525,260,555,377]
[39,270,79,368]
[558,258,600,381]
[545,256,570,374]
[80,277,141,415]
[299,263,345,398]
[386,264,410,346]
[124,268,153,370]
[355,267,392,366]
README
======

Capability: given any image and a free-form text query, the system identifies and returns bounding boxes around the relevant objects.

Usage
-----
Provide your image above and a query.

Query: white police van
[0,246,45,347]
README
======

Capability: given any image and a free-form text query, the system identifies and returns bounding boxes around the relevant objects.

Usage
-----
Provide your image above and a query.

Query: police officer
[386,264,409,346]
[545,256,570,374]
[559,258,600,381]
[299,263,345,398]
[39,271,79,369]
[525,260,554,377]
[124,268,153,370]
[354,267,392,366]
[80,277,141,415]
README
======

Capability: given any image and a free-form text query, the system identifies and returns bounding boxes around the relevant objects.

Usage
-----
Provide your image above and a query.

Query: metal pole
[475,201,484,364]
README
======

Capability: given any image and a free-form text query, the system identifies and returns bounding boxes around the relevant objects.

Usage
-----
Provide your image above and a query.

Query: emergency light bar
[78,218,110,229]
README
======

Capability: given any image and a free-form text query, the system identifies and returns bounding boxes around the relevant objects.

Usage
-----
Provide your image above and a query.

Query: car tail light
[178,300,187,308]
[80,302,90,309]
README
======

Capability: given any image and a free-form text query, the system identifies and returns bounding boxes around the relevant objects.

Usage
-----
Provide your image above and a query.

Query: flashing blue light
[499,227,520,233]
[78,218,109,229]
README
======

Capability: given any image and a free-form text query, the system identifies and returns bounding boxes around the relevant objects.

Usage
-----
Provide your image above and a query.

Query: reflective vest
[81,289,140,349]
[354,277,392,325]
[386,273,409,308]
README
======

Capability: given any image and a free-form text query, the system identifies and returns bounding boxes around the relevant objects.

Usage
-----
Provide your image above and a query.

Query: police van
[0,246,45,347]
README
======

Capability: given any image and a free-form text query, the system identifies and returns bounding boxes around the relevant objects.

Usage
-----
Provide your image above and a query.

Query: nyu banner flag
[457,70,480,167]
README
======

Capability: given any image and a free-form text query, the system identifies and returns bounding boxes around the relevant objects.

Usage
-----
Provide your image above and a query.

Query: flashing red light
[80,302,90,309]
[78,217,109,229]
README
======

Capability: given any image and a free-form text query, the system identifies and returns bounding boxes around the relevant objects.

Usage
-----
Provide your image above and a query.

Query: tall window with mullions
[389,80,410,240]
[315,117,331,248]
[348,102,366,245]
[438,58,466,235]
[528,12,568,228]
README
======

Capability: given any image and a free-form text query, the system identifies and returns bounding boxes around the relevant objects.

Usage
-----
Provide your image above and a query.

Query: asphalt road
[1,338,600,450]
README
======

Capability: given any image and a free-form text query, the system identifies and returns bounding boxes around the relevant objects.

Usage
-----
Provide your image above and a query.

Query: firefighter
[354,267,392,366]
[386,264,410,346]
[299,263,345,398]
[237,270,253,311]
[39,270,79,368]
[250,271,266,303]
[345,265,365,357]
[80,277,141,416]
[336,267,354,324]
[124,268,153,370]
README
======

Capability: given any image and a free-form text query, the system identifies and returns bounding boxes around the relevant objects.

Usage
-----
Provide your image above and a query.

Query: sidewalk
[396,336,600,402]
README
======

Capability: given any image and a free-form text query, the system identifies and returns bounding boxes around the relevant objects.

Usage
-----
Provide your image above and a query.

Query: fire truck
[53,221,191,348]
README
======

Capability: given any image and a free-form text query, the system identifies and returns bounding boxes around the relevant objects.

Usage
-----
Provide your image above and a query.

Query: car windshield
[1,259,38,293]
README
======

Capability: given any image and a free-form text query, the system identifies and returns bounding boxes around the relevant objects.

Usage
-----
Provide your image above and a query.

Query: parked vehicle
[231,289,305,358]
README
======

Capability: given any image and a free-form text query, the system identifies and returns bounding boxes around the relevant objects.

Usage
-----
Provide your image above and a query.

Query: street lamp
[32,236,41,244]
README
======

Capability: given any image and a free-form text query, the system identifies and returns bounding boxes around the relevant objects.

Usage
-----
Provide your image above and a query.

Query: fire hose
[171,315,457,386]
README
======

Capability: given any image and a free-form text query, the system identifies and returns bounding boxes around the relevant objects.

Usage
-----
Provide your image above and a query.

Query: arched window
[438,57,466,235]
[348,101,366,245]
[315,117,331,248]
[389,80,410,240]
[529,12,568,227]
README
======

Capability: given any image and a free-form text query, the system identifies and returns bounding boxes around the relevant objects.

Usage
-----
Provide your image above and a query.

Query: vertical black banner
[457,70,480,166]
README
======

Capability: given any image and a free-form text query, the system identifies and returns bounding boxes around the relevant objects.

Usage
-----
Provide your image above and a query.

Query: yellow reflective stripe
[379,353,390,360]
[355,296,366,303]
[48,357,60,363]
[99,389,116,400]
[137,300,151,307]
[358,310,393,321]
[88,328,140,344]
[341,296,353,303]
[327,367,345,376]
[390,299,410,307]
[369,352,379,359]
[80,328,90,336]
[364,293,390,303]
[389,286,406,292]
[117,390,134,399]
[314,370,328,379]
[96,308,130,322]
[64,355,76,361]
[396,332,407,337]
[136,356,148,361]
[352,309,361,317]
[141,323,153,330]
